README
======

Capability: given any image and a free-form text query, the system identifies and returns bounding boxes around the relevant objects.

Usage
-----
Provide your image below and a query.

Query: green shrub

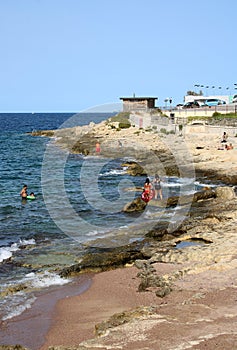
[118,121,131,129]
[211,112,237,119]
[187,116,208,123]
[160,128,168,134]
[212,112,221,117]
[108,112,130,123]
[150,108,162,115]
[160,128,175,135]
[106,112,131,129]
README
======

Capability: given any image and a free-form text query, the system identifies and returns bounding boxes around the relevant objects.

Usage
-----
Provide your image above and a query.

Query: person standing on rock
[95,141,101,154]
[142,177,153,202]
[153,174,163,200]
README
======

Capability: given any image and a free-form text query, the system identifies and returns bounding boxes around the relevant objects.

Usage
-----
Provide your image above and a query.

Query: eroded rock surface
[48,188,237,350]
[22,120,237,350]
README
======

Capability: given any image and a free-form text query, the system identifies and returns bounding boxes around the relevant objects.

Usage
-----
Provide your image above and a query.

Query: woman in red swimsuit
[142,177,153,202]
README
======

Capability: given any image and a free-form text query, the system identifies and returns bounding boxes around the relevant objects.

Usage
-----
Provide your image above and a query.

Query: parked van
[232,95,237,103]
[204,99,226,106]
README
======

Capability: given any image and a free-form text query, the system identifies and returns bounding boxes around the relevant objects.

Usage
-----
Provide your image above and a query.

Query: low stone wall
[130,112,237,138]
[185,124,237,137]
[129,112,176,133]
[171,109,214,118]
[166,103,237,118]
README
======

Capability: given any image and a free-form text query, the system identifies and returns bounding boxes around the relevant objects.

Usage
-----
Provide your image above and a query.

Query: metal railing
[164,104,237,114]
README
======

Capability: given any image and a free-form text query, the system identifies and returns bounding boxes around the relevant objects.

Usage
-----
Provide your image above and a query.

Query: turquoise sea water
[0,112,206,322]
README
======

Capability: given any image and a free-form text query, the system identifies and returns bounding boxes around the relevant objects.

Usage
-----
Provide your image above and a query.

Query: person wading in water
[153,174,163,200]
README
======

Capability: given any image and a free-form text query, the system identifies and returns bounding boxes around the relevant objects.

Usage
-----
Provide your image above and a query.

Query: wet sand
[40,266,159,350]
[40,262,237,350]
[0,275,92,350]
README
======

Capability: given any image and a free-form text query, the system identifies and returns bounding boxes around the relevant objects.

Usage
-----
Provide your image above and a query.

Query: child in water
[20,184,28,198]
[20,185,35,200]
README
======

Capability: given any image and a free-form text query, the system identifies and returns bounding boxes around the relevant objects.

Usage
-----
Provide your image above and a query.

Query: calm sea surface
[0,112,206,322]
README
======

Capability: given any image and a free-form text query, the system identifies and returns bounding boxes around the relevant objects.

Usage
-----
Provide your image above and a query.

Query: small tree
[186,90,203,96]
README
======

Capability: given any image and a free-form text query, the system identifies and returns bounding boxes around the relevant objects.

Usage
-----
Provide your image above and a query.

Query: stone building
[120,96,157,112]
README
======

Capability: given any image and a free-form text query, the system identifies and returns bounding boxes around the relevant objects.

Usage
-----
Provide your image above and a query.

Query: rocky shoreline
[38,184,237,350]
[1,116,237,350]
[31,115,237,184]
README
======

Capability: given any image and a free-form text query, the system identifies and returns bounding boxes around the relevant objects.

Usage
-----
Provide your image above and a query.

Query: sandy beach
[0,275,93,350]
[41,261,237,350]
[41,266,159,350]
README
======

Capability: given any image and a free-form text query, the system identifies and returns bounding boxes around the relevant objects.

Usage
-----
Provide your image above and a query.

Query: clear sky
[0,0,236,112]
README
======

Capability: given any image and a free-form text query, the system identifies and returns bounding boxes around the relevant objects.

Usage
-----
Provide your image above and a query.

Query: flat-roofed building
[120,96,157,112]
[184,94,230,104]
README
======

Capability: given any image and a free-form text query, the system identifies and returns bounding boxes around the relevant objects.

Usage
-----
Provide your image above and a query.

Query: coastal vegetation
[186,89,204,96]
[187,113,237,125]
[106,112,131,130]
[159,128,175,135]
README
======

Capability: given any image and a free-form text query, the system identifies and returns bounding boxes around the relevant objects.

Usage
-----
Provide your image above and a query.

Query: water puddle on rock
[175,239,209,249]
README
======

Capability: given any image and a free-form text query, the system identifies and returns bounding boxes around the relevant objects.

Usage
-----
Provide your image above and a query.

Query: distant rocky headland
[31,112,237,184]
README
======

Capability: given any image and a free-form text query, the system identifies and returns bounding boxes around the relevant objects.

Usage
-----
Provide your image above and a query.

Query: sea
[0,112,211,323]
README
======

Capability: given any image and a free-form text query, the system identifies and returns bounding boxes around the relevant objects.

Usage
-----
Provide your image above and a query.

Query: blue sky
[0,0,236,112]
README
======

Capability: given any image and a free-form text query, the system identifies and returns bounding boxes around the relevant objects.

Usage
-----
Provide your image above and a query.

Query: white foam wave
[162,182,181,188]
[144,210,153,218]
[86,230,100,237]
[2,294,37,321]
[19,238,36,246]
[162,177,195,188]
[100,169,126,176]
[24,271,70,288]
[194,181,216,188]
[0,271,70,321]
[184,189,198,195]
[85,226,114,239]
[0,238,36,263]
[0,247,12,263]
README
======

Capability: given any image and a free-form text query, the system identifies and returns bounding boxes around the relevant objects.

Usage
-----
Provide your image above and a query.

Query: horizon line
[0,110,121,113]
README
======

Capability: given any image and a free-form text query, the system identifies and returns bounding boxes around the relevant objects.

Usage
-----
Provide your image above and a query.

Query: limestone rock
[59,241,145,277]
[30,130,55,137]
[215,186,236,200]
[123,196,147,212]
[95,306,156,336]
[0,347,28,350]
[121,161,147,176]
